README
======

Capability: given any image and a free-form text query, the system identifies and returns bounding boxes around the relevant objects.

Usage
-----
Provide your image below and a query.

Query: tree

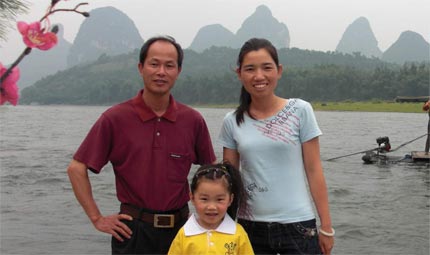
[0,0,29,41]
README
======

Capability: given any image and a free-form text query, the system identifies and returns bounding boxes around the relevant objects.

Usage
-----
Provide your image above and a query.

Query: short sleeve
[237,224,255,255]
[299,101,322,143]
[194,115,217,165]
[167,228,184,255]
[73,113,113,173]
[218,111,238,150]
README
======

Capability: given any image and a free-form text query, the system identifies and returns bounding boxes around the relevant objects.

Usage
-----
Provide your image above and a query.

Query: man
[423,99,430,153]
[67,36,216,254]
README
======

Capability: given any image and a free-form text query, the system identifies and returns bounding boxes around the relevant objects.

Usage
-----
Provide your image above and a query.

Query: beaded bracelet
[319,227,335,237]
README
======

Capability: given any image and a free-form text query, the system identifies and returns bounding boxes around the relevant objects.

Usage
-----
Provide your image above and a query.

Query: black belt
[120,203,189,228]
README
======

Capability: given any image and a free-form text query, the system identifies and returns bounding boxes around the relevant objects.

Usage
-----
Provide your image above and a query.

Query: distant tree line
[20,46,429,105]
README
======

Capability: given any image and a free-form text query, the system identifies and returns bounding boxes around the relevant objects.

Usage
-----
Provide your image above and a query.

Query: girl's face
[191,178,233,230]
[236,48,282,99]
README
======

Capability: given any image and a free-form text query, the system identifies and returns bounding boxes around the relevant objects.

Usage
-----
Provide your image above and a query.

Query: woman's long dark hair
[190,162,250,219]
[235,38,280,126]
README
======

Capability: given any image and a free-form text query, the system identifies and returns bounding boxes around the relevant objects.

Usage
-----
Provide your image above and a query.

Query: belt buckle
[154,214,175,228]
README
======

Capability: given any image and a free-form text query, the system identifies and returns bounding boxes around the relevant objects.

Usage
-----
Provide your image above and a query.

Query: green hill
[20,46,429,105]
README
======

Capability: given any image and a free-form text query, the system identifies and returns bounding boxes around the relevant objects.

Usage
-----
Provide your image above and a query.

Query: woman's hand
[318,232,334,254]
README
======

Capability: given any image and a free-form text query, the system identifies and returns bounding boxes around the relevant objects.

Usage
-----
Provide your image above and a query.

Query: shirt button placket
[207,231,214,249]
[153,118,162,148]
[157,119,161,136]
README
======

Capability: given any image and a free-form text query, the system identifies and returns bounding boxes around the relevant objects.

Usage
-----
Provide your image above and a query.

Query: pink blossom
[17,21,58,50]
[0,63,20,106]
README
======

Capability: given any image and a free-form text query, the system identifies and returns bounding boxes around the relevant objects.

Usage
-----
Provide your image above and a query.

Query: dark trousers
[239,218,322,255]
[425,118,430,153]
[111,217,187,255]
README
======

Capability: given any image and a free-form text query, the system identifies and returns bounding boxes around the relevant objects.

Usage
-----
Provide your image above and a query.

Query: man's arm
[67,159,133,241]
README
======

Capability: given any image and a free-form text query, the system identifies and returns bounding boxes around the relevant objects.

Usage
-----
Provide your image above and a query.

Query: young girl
[219,38,334,255]
[168,163,254,255]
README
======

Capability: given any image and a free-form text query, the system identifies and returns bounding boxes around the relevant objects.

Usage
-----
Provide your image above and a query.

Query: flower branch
[0,0,89,106]
[40,3,90,22]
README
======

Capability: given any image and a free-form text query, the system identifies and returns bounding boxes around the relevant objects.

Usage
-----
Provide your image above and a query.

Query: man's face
[138,40,181,96]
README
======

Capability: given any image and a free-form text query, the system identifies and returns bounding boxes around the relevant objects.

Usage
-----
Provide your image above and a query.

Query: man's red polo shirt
[74,89,216,211]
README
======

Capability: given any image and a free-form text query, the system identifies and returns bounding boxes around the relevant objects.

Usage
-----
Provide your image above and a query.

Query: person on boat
[423,99,430,153]
[67,35,216,254]
[218,38,334,255]
[376,136,391,153]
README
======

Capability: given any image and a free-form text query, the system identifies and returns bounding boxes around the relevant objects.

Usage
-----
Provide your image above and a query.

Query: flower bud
[51,0,60,6]
[82,12,90,18]
[24,47,32,55]
[51,25,59,34]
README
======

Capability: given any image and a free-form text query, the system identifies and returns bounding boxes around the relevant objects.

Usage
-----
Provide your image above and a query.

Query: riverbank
[193,101,425,113]
[311,101,424,113]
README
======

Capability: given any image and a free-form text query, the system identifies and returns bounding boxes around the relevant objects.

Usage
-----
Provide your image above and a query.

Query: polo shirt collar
[131,89,178,122]
[183,213,236,236]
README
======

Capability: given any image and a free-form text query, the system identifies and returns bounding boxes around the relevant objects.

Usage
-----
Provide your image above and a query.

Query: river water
[0,105,429,255]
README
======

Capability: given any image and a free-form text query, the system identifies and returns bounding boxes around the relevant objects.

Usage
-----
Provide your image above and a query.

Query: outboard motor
[362,151,375,164]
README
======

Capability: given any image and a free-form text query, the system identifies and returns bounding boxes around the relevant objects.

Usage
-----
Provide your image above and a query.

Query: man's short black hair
[139,35,184,68]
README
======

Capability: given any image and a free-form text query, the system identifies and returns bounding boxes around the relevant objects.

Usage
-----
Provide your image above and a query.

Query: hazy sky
[1,0,429,64]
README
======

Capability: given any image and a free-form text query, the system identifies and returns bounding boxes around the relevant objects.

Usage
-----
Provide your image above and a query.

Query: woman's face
[236,48,282,99]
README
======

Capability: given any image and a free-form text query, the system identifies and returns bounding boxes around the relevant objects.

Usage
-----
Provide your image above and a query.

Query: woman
[218,38,334,254]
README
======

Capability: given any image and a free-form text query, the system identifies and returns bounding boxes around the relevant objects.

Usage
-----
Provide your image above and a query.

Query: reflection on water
[1,106,429,254]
